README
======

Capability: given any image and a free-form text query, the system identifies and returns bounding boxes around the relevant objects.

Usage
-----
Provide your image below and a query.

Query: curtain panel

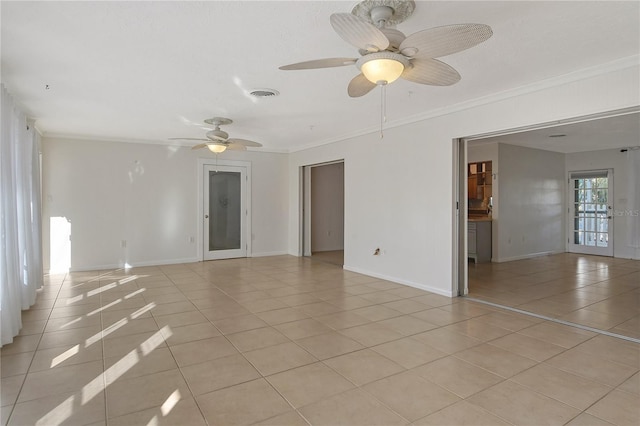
[0,83,44,347]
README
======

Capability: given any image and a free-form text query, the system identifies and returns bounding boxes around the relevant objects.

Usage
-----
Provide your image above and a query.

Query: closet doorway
[302,161,345,266]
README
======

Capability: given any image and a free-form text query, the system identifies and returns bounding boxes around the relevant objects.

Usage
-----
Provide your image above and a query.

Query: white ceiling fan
[280,0,493,97]
[170,117,262,153]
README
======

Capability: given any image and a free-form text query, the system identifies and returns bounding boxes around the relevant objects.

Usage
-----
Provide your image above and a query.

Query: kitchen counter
[468,219,492,263]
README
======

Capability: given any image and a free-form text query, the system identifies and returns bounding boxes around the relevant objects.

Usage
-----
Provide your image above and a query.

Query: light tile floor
[0,255,638,425]
[468,253,640,339]
[310,250,344,267]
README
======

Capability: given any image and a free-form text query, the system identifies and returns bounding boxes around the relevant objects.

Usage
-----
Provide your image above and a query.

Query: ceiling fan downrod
[370,6,394,28]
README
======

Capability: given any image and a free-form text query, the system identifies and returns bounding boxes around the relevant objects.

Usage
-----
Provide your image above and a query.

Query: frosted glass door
[568,170,613,257]
[204,165,246,260]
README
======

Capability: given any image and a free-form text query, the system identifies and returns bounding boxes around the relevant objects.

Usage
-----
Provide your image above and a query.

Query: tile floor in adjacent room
[310,251,344,267]
[468,253,640,339]
[1,255,638,425]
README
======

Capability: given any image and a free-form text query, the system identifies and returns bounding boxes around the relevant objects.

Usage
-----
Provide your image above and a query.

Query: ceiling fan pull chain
[383,83,387,123]
[380,83,388,139]
[380,84,383,138]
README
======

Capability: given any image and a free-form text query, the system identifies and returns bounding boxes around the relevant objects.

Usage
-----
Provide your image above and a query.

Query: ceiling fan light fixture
[207,143,227,154]
[357,52,409,85]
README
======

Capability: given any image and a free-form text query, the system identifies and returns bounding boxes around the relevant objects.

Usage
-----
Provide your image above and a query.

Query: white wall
[311,162,344,252]
[40,62,639,292]
[496,143,565,261]
[566,148,639,259]
[289,63,639,296]
[42,138,288,271]
[468,144,639,262]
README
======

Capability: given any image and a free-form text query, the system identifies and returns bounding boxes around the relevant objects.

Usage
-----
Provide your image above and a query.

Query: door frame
[567,169,614,256]
[453,138,468,296]
[453,107,638,296]
[300,159,345,258]
[197,158,252,261]
[303,165,312,256]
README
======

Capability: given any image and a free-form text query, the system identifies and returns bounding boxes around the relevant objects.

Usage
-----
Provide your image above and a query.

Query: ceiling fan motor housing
[206,129,228,141]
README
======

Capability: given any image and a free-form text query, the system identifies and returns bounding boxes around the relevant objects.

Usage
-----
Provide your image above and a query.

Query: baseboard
[343,265,454,297]
[492,250,563,263]
[54,257,200,273]
[250,251,289,258]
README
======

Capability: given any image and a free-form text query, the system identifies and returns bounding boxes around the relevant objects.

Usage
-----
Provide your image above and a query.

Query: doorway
[200,161,251,261]
[454,109,639,340]
[456,109,638,296]
[302,161,345,266]
[568,170,614,256]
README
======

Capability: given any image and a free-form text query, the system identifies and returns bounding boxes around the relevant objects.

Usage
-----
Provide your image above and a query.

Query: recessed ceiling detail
[351,0,415,26]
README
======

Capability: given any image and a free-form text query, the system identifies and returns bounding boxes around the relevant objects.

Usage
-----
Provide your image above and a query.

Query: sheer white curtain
[0,83,43,347]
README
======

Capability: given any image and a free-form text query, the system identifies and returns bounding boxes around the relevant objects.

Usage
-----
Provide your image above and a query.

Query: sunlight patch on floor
[161,389,181,416]
[50,344,80,368]
[39,326,173,425]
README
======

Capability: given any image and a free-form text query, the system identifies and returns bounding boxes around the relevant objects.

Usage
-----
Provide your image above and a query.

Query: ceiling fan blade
[347,74,377,98]
[279,58,357,70]
[399,24,493,59]
[330,13,389,52]
[191,143,208,150]
[227,143,247,151]
[227,138,262,148]
[169,137,209,141]
[401,58,461,86]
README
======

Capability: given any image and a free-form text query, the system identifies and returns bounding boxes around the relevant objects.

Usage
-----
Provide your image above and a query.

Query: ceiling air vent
[249,88,279,98]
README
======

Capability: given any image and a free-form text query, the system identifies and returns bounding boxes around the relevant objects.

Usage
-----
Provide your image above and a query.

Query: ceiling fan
[279,0,493,97]
[169,117,262,153]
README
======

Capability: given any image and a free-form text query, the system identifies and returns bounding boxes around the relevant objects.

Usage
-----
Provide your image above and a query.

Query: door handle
[205,215,209,219]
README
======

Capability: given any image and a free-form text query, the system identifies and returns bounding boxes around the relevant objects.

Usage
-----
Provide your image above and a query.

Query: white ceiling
[2,1,639,152]
[470,111,640,154]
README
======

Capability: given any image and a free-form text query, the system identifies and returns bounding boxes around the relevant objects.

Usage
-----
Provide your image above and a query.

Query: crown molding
[289,55,639,153]
[40,55,639,155]
[42,132,289,154]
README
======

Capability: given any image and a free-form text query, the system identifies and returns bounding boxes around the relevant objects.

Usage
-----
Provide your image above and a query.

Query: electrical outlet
[121,240,127,248]
[374,248,380,255]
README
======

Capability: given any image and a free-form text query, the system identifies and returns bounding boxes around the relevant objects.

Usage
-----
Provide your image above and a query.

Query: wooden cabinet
[468,161,492,200]
[468,220,492,263]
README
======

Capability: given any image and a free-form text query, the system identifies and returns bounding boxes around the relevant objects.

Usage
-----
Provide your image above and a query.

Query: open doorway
[455,109,640,339]
[302,161,345,266]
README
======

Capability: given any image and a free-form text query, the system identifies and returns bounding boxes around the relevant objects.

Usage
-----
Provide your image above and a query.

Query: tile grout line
[4,272,68,425]
[153,266,222,425]
[464,297,640,344]
[187,261,417,424]
[168,262,325,423]
[8,256,636,425]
